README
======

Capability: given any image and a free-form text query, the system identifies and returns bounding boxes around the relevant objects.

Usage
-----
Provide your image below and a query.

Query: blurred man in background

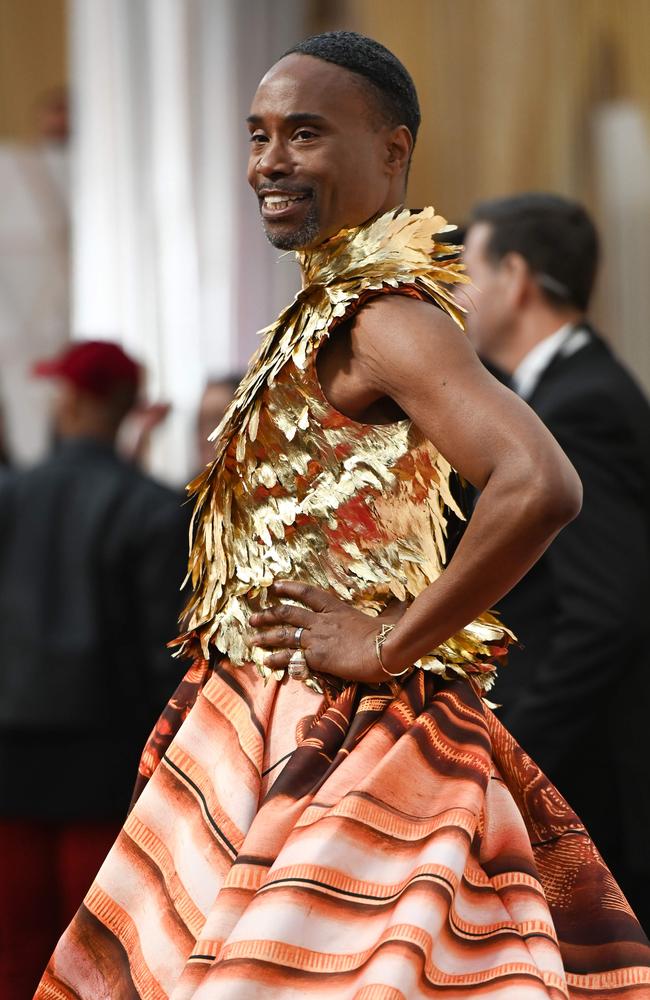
[195,374,242,470]
[0,340,189,998]
[463,192,650,929]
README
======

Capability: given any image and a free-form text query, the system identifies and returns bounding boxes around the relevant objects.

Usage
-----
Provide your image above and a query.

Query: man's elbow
[555,470,583,527]
[529,458,583,532]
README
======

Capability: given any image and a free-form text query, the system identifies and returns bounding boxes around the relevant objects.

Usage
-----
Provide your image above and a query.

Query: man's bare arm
[345,293,582,673]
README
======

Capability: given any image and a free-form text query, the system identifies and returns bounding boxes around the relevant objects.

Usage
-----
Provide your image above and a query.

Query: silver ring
[294,626,304,648]
[288,649,309,680]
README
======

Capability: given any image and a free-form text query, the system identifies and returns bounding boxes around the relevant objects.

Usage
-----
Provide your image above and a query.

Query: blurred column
[0,135,69,464]
[592,100,650,396]
[0,0,69,465]
[70,0,303,484]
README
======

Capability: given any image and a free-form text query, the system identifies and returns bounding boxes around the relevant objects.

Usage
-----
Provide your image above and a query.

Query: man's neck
[491,306,584,375]
[297,200,407,282]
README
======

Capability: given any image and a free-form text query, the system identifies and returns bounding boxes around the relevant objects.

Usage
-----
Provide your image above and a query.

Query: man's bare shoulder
[350,290,475,385]
[357,288,452,320]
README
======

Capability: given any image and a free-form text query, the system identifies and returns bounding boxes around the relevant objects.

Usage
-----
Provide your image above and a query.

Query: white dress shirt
[511,323,592,400]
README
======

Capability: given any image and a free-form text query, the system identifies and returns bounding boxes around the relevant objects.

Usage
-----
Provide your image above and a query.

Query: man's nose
[255,138,292,179]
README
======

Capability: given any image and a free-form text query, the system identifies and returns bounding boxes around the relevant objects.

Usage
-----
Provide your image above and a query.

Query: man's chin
[263,218,321,251]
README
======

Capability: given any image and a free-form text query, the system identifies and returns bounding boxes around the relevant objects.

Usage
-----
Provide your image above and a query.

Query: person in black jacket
[462,193,650,931]
[0,340,189,998]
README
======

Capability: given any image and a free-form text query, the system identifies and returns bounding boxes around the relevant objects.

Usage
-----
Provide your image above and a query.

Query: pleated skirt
[36,658,650,999]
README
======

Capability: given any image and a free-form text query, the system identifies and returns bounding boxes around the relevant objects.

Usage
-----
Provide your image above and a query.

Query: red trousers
[0,818,120,1000]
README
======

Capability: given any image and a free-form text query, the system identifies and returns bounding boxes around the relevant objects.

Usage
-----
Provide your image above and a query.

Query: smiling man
[37,31,650,1000]
[248,40,420,254]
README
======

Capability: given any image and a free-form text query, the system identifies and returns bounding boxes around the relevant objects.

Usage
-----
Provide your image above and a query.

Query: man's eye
[249,133,268,143]
[294,130,316,141]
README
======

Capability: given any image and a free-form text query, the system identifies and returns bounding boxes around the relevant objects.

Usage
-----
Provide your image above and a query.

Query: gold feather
[177,208,512,694]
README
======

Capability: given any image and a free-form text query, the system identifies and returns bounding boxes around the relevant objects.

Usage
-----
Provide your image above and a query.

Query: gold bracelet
[375,623,412,678]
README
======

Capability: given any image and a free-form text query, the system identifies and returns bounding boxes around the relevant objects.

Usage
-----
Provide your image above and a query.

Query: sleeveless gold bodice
[181,208,510,693]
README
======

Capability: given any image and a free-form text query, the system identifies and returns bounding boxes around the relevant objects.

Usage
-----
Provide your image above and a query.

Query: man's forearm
[380,466,580,674]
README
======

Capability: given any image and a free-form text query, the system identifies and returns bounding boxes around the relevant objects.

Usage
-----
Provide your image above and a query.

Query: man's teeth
[263,193,306,209]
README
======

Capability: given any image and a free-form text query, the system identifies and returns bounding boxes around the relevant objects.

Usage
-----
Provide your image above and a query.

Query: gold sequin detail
[180,208,512,693]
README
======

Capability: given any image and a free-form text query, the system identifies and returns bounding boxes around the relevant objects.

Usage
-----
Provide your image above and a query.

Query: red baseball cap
[33,340,141,397]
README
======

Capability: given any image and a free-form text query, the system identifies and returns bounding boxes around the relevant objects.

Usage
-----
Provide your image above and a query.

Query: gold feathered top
[181,207,511,694]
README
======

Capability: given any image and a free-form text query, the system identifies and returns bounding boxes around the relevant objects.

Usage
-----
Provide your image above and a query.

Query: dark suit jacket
[491,330,650,876]
[0,437,190,820]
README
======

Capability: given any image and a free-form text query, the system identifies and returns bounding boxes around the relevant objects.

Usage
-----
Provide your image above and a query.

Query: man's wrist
[375,626,412,679]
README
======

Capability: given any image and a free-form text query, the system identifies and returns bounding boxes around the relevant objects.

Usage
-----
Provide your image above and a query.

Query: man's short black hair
[285,31,421,147]
[470,193,599,312]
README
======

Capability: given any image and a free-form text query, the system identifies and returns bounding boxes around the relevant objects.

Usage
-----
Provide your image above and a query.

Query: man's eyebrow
[246,113,328,126]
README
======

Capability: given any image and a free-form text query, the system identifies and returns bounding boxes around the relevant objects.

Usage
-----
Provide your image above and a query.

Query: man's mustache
[256,184,314,197]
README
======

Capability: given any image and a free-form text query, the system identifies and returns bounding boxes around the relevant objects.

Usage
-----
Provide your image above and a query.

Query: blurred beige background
[318,0,650,216]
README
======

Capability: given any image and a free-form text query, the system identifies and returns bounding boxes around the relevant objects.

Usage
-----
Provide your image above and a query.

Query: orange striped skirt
[37,658,650,999]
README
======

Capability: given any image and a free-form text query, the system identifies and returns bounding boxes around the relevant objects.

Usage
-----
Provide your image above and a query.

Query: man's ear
[385,124,413,178]
[501,251,531,305]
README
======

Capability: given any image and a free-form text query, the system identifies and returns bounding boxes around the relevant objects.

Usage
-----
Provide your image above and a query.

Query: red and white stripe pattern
[37,660,650,999]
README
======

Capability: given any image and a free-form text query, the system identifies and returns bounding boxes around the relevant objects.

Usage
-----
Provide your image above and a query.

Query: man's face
[247,54,400,250]
[461,222,517,357]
